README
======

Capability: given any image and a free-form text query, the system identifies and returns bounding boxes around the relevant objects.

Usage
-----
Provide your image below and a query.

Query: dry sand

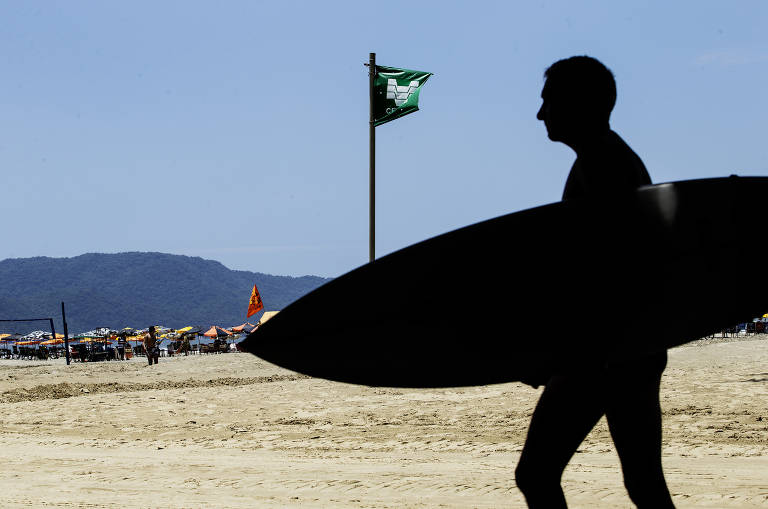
[0,337,766,508]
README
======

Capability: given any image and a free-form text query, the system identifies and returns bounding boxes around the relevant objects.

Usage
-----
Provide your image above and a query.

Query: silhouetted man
[514,56,675,509]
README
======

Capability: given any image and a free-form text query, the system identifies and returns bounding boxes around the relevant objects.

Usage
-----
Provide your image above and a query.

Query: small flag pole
[368,52,376,262]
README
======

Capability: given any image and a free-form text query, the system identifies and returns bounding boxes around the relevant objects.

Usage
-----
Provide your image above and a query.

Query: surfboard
[242,177,768,387]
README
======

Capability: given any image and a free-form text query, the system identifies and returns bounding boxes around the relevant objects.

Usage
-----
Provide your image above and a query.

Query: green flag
[373,65,432,127]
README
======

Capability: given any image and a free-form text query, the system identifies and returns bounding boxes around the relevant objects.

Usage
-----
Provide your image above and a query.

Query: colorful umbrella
[76,337,113,344]
[40,338,65,345]
[202,326,232,338]
[231,322,257,333]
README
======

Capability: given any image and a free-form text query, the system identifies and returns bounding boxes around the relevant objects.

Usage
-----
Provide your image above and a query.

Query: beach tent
[257,311,280,327]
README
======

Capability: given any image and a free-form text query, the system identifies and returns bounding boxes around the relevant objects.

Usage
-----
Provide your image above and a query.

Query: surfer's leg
[605,351,674,508]
[515,374,605,509]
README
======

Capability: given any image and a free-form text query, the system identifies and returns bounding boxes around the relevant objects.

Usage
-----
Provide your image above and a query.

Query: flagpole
[368,52,376,262]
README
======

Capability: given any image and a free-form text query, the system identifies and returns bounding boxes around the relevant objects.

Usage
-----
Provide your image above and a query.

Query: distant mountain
[0,252,331,334]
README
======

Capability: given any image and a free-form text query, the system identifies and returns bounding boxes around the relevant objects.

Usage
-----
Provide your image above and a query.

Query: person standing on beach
[116,333,127,361]
[143,326,160,366]
[514,56,675,509]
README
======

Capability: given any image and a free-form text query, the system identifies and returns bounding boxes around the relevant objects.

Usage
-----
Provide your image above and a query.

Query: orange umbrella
[231,322,256,333]
[203,326,232,338]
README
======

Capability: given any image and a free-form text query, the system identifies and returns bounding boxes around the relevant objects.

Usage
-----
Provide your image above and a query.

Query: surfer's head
[537,56,615,146]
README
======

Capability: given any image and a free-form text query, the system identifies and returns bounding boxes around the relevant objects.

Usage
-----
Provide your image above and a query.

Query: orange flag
[247,284,264,317]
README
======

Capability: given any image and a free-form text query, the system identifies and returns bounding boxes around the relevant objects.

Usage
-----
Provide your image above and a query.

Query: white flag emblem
[386,79,420,106]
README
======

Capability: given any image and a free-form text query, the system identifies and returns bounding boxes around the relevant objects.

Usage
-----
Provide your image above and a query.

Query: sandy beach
[0,337,766,508]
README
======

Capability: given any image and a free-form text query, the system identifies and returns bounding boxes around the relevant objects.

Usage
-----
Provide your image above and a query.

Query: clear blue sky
[1,1,766,277]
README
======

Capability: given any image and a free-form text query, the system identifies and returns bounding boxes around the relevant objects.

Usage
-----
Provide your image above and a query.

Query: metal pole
[61,302,70,365]
[369,52,376,262]
[48,318,56,359]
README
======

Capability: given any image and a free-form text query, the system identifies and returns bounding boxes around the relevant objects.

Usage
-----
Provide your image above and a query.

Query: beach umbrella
[0,334,15,349]
[22,330,49,340]
[80,327,112,337]
[0,334,18,351]
[40,338,65,345]
[77,337,113,344]
[202,326,232,338]
[231,322,257,333]
[173,326,195,336]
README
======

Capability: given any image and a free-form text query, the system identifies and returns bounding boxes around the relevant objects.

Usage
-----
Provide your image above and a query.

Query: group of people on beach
[140,326,197,365]
[2,326,198,364]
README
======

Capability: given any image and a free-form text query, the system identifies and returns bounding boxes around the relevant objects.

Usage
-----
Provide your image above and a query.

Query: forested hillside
[0,253,330,333]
